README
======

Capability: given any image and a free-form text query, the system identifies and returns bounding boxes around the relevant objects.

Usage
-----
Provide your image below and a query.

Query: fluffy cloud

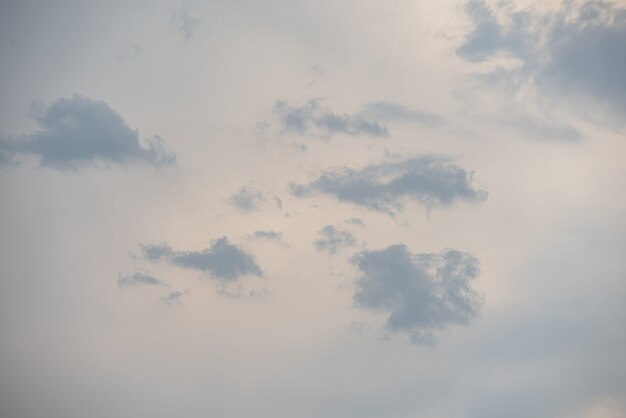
[314,225,357,254]
[351,245,484,343]
[117,272,165,288]
[457,0,626,124]
[229,186,282,212]
[140,238,262,281]
[291,156,487,214]
[273,99,389,138]
[0,94,176,169]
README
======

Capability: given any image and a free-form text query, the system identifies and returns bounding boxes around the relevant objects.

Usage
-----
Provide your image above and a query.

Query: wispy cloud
[117,272,165,288]
[160,289,188,305]
[169,6,199,43]
[360,101,443,126]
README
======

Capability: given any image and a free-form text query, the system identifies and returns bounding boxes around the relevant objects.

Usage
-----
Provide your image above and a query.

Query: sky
[0,0,625,417]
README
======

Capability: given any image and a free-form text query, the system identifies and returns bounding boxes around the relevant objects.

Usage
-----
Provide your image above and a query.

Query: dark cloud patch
[458,0,626,124]
[161,289,187,305]
[314,225,357,254]
[140,238,262,281]
[250,230,283,241]
[361,102,443,126]
[117,272,165,288]
[0,94,176,170]
[351,245,483,343]
[291,156,487,214]
[229,186,282,212]
[273,99,389,138]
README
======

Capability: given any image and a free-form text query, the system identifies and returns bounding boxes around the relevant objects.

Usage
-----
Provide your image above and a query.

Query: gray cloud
[229,186,282,212]
[458,0,626,123]
[351,245,483,343]
[0,94,176,170]
[140,238,262,281]
[291,156,487,214]
[345,217,365,227]
[273,99,389,138]
[250,230,283,241]
[314,225,357,254]
[160,289,187,305]
[169,6,199,42]
[361,101,443,126]
[117,272,165,288]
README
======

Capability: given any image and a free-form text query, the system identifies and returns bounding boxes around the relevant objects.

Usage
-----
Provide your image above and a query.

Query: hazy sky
[1,1,625,417]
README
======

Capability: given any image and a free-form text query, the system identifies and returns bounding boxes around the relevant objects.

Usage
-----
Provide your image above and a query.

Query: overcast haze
[1,1,625,417]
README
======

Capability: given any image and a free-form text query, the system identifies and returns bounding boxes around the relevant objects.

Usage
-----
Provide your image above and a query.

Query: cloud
[160,289,187,305]
[314,225,357,254]
[457,0,626,124]
[345,217,365,227]
[117,272,165,288]
[140,237,262,281]
[291,156,487,214]
[351,245,484,343]
[229,186,282,212]
[273,99,389,138]
[360,101,443,126]
[0,94,176,170]
[169,6,199,42]
[250,230,283,241]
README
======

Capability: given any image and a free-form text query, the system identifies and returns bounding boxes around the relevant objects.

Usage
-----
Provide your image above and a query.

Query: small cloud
[161,289,188,305]
[229,186,282,213]
[140,237,262,281]
[250,230,283,241]
[273,99,389,138]
[291,155,487,215]
[351,245,484,343]
[117,272,165,288]
[345,217,366,227]
[0,94,176,170]
[314,225,357,254]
